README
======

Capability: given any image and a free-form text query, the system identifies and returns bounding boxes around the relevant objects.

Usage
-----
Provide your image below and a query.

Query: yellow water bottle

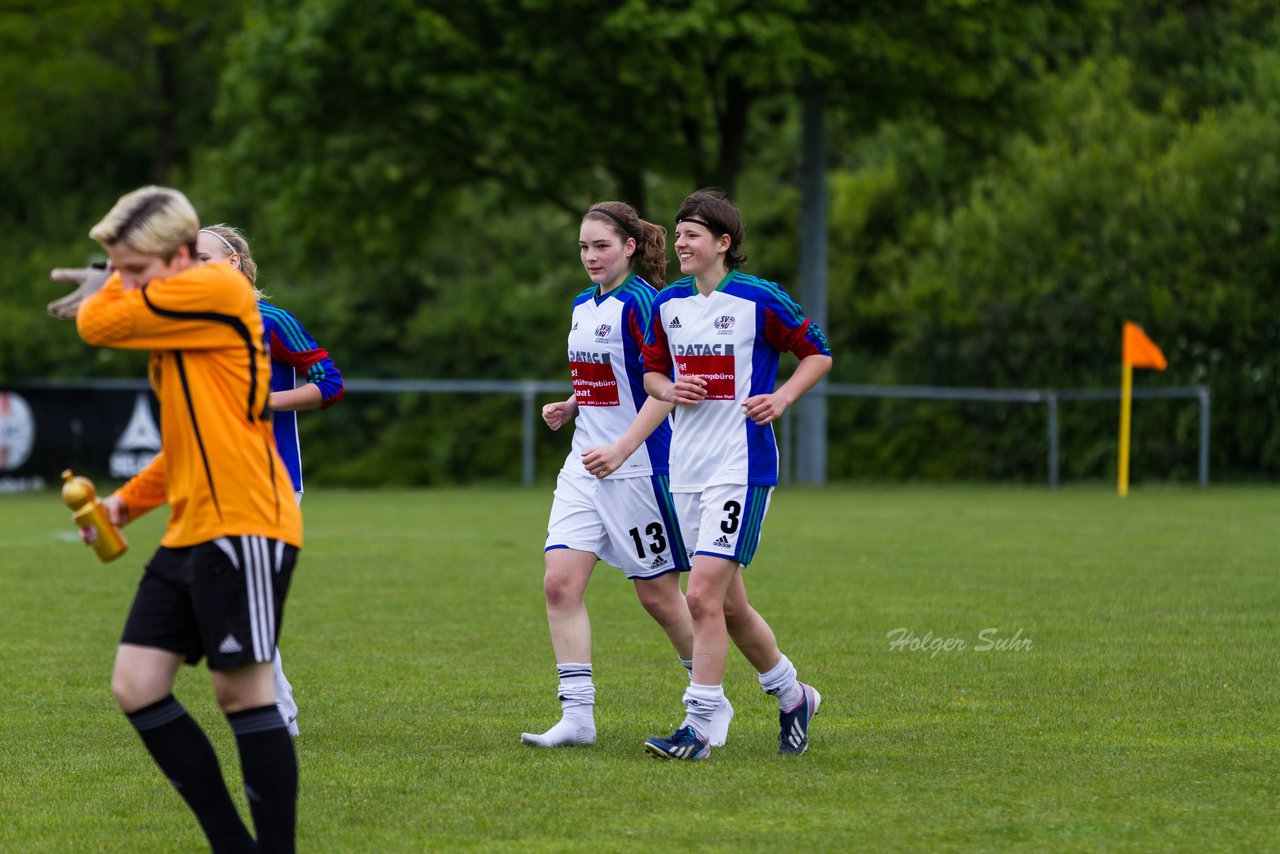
[61,469,128,562]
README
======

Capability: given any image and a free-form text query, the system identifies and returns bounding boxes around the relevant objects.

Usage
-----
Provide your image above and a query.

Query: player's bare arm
[269,384,324,412]
[581,395,675,479]
[742,353,833,425]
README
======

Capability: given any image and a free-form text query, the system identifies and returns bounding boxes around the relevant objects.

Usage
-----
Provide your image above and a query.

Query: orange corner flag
[1123,321,1167,371]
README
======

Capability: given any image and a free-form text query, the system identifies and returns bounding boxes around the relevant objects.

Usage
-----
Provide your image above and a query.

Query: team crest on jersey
[714,315,735,332]
[594,324,612,340]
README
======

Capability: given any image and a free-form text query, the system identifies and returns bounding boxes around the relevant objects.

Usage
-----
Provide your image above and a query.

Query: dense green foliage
[3,1,1278,483]
[5,486,1280,848]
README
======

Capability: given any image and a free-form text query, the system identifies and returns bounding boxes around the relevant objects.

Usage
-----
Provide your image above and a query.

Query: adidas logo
[218,634,243,654]
[712,535,731,549]
[786,717,806,749]
[650,555,668,569]
[668,316,682,329]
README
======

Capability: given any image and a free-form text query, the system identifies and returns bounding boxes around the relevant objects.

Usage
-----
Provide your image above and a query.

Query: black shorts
[121,536,298,671]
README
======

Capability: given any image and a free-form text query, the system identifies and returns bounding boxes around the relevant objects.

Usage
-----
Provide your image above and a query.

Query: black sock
[126,695,256,854]
[228,705,297,854]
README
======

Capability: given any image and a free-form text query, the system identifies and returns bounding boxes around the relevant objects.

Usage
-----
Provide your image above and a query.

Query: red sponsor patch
[571,360,619,406]
[676,355,736,400]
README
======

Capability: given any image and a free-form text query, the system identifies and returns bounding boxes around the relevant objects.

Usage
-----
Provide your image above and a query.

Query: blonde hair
[199,223,265,298]
[89,186,199,261]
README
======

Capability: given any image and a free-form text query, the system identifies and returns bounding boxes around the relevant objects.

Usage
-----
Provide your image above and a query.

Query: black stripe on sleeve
[141,289,264,422]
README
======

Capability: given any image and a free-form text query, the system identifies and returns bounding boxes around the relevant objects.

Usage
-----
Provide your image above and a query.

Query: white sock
[521,716,596,747]
[555,662,595,722]
[681,682,723,741]
[758,654,803,710]
[680,658,733,746]
[272,648,299,736]
[520,662,596,747]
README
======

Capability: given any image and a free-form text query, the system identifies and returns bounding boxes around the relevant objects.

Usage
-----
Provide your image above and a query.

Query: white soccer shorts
[674,483,773,567]
[545,471,689,579]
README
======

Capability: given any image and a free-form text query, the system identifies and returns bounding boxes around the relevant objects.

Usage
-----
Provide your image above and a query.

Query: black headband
[677,216,722,236]
[589,207,636,240]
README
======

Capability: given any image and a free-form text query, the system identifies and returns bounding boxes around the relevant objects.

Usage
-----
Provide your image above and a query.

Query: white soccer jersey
[561,274,671,479]
[642,271,831,491]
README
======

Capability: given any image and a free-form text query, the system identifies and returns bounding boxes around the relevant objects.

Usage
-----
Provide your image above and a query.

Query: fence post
[795,74,828,485]
[1199,386,1211,489]
[779,409,792,487]
[522,382,536,487]
[1046,392,1059,490]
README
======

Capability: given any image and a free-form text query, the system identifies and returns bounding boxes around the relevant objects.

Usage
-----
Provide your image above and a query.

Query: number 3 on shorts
[720,500,741,534]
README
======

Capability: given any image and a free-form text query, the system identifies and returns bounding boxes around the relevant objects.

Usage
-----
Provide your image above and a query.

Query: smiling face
[673,220,730,282]
[579,219,635,291]
[106,243,193,291]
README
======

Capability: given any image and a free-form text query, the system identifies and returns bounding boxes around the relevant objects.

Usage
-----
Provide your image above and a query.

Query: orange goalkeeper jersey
[77,262,302,548]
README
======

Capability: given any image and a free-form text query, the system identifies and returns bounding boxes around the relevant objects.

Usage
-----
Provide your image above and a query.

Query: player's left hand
[742,392,789,425]
[581,443,628,479]
[48,265,110,319]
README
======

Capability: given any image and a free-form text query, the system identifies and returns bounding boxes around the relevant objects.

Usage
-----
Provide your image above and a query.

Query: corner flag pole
[1117,360,1134,497]
[1117,321,1167,498]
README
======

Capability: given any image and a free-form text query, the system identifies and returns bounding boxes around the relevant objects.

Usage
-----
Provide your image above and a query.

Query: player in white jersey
[641,189,832,760]
[521,201,734,748]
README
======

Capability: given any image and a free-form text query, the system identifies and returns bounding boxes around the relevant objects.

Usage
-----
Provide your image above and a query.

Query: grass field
[2,484,1278,852]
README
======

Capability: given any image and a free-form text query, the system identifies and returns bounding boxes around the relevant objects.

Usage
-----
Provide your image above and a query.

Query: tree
[0,0,249,380]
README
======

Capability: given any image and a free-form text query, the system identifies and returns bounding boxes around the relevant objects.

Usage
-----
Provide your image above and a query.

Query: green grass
[2,485,1278,851]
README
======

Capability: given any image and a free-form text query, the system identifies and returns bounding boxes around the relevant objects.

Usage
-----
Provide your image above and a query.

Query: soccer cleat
[644,726,710,761]
[706,695,734,747]
[777,683,821,755]
[520,717,596,748]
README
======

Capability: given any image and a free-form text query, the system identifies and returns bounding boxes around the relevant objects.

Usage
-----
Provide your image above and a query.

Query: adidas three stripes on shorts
[121,536,298,670]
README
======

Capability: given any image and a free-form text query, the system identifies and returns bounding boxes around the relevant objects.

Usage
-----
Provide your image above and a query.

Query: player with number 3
[641,189,832,760]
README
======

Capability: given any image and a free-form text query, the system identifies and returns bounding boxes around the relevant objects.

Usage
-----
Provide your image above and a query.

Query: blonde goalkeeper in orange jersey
[72,186,302,854]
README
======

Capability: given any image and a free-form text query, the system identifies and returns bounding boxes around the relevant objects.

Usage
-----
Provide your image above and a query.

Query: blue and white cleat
[644,726,710,761]
[778,683,821,755]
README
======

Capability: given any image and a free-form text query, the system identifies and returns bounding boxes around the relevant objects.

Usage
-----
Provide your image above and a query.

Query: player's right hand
[542,399,578,431]
[78,496,128,545]
[48,265,111,319]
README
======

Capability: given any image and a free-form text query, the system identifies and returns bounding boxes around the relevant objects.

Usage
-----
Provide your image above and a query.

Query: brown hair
[583,201,668,287]
[675,188,747,269]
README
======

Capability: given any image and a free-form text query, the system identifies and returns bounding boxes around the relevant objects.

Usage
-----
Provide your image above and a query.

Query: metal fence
[5,378,1210,488]
[345,379,1212,488]
[805,382,1210,490]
